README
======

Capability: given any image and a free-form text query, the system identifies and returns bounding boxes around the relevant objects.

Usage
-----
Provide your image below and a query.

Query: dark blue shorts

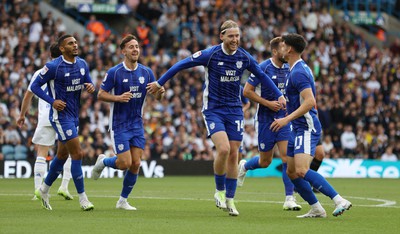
[111,127,145,154]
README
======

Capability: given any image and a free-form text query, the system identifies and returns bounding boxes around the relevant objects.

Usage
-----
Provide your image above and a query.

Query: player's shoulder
[44,56,63,69]
[75,56,89,67]
[193,45,220,59]
[107,63,124,73]
[260,58,272,69]
[137,63,150,71]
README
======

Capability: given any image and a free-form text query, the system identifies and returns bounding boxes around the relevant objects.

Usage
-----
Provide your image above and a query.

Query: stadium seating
[14,145,28,160]
[2,145,15,160]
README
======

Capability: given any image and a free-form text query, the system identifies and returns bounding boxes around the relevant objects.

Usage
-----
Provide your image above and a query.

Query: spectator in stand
[340,125,357,157]
[136,20,151,49]
[381,145,398,162]
[86,14,110,43]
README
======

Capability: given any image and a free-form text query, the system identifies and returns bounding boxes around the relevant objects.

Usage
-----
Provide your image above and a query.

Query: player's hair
[220,20,239,34]
[49,43,62,58]
[120,34,138,49]
[57,34,73,46]
[281,33,307,54]
[269,37,283,51]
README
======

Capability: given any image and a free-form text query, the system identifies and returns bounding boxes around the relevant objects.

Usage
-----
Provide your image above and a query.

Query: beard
[279,56,287,63]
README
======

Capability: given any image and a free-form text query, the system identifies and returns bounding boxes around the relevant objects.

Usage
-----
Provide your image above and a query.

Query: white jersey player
[17,43,73,201]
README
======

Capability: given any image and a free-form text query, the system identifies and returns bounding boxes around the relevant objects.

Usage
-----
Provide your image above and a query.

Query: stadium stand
[0,0,398,161]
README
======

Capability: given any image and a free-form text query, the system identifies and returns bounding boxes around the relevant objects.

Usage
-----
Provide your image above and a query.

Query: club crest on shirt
[192,51,202,59]
[260,143,265,150]
[66,129,72,136]
[139,76,145,84]
[236,61,243,69]
[210,122,215,130]
[118,144,124,151]
[40,65,49,75]
[80,68,85,76]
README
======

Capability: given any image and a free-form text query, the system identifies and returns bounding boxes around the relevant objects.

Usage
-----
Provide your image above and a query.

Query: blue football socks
[71,159,85,194]
[225,178,237,199]
[304,169,338,199]
[291,177,318,205]
[44,156,66,186]
[214,174,226,191]
[121,170,138,198]
[244,156,261,170]
[103,156,117,169]
[282,163,295,196]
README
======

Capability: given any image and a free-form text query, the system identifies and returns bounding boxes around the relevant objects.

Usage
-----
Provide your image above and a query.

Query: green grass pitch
[0,177,399,234]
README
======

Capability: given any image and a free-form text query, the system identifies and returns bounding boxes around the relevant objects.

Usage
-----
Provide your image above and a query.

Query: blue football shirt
[31,56,93,122]
[247,58,289,123]
[285,59,321,132]
[157,43,282,112]
[101,62,155,131]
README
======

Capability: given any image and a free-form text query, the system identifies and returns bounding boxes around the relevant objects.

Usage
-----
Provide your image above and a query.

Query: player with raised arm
[91,34,164,210]
[31,35,95,211]
[238,37,302,211]
[271,33,351,218]
[17,43,73,201]
[147,20,285,216]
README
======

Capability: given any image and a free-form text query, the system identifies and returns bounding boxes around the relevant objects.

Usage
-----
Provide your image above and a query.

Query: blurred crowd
[0,0,399,162]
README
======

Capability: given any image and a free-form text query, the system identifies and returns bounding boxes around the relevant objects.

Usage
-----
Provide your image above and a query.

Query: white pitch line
[1,193,399,208]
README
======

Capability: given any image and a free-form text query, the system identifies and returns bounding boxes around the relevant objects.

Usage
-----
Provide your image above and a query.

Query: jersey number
[235,120,244,132]
[295,135,303,150]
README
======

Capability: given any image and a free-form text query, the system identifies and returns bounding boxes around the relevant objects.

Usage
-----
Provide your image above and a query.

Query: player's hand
[270,117,289,132]
[154,86,165,100]
[119,91,133,102]
[16,116,25,128]
[278,96,286,110]
[264,100,281,112]
[146,82,161,94]
[84,83,95,93]
[53,100,66,111]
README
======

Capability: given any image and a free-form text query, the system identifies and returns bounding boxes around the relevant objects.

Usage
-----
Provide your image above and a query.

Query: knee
[117,160,131,170]
[217,145,230,157]
[131,160,141,171]
[259,157,272,168]
[295,169,308,178]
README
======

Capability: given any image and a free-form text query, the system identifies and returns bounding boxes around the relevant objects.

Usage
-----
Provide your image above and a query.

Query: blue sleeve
[83,61,93,84]
[240,86,249,104]
[157,49,210,86]
[147,67,156,83]
[247,61,266,87]
[247,57,282,99]
[31,64,55,105]
[292,71,311,93]
[100,70,115,92]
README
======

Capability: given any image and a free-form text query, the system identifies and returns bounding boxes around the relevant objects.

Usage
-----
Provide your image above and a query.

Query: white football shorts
[32,125,57,146]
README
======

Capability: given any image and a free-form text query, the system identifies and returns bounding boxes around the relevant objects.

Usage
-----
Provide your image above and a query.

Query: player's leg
[310,136,324,172]
[31,125,55,200]
[92,129,131,179]
[58,156,73,200]
[310,141,324,193]
[287,154,326,218]
[116,146,141,211]
[35,141,69,210]
[65,136,94,210]
[238,121,274,186]
[278,140,301,211]
[33,145,49,199]
[284,131,325,217]
[225,140,241,216]
[211,131,230,210]
[292,131,351,217]
[117,131,144,210]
